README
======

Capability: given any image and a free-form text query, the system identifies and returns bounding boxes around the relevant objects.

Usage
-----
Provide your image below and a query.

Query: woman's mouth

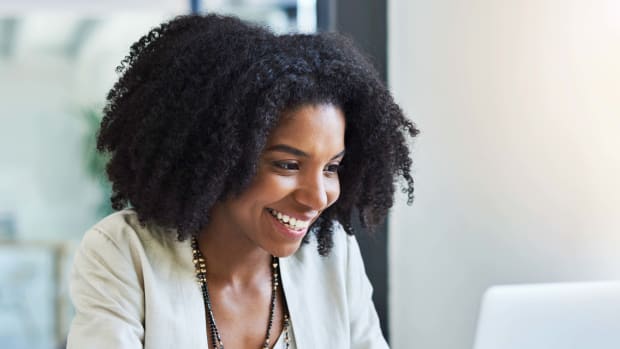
[267,208,311,231]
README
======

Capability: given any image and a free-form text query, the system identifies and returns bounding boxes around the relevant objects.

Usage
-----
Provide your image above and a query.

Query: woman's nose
[294,173,329,211]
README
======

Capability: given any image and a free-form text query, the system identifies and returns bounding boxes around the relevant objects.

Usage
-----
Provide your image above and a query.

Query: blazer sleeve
[346,235,390,349]
[67,228,145,349]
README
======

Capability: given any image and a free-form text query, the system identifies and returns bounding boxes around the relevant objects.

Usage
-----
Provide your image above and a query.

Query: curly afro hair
[97,14,419,255]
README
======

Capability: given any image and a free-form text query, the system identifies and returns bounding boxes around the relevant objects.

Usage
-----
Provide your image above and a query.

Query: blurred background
[0,0,619,348]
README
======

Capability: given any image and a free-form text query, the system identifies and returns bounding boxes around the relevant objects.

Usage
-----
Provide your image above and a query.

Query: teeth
[269,209,309,230]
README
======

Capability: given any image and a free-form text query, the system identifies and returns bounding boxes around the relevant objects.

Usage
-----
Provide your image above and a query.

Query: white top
[67,210,388,349]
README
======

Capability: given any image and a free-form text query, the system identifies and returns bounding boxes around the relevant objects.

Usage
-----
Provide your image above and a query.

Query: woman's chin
[267,240,305,258]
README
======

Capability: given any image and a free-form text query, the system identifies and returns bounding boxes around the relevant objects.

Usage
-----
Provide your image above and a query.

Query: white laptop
[473,281,620,349]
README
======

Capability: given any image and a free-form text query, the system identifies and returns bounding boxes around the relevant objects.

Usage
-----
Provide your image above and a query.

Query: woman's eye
[273,161,299,170]
[324,163,340,173]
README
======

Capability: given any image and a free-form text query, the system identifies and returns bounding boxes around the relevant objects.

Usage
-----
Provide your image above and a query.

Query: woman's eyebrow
[331,150,346,160]
[266,144,345,160]
[266,144,308,157]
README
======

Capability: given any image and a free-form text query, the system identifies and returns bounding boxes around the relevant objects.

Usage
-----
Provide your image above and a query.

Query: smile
[267,208,311,231]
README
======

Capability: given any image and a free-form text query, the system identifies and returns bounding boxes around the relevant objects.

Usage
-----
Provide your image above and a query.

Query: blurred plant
[79,107,113,218]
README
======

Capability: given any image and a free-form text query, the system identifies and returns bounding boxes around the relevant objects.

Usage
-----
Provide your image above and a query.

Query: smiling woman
[67,14,418,349]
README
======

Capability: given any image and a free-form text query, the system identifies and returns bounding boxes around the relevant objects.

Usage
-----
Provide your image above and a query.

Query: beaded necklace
[191,236,290,349]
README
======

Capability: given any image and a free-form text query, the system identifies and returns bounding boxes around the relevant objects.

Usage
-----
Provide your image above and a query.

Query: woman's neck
[196,209,272,287]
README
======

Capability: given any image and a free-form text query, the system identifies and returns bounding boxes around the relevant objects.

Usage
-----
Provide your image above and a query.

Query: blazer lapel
[280,252,315,349]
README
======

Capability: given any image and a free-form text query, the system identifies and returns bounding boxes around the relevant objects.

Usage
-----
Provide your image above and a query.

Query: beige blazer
[67,210,389,349]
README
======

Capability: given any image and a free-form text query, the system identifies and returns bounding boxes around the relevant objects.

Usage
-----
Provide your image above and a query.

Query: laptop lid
[473,281,620,349]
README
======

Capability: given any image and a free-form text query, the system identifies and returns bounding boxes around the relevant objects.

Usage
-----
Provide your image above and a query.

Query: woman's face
[211,103,345,257]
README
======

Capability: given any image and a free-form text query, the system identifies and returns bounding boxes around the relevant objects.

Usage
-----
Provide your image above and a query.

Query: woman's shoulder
[81,210,143,247]
[78,209,180,263]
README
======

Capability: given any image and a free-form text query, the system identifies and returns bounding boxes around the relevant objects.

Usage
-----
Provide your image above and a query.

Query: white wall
[388,1,620,348]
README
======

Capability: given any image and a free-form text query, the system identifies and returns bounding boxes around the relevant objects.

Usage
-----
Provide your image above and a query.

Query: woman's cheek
[326,179,341,206]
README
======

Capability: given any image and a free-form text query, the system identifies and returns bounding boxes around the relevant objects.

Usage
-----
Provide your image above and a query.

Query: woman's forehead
[265,104,346,156]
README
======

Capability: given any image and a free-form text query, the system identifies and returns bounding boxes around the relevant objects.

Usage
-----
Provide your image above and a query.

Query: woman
[67,14,418,349]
